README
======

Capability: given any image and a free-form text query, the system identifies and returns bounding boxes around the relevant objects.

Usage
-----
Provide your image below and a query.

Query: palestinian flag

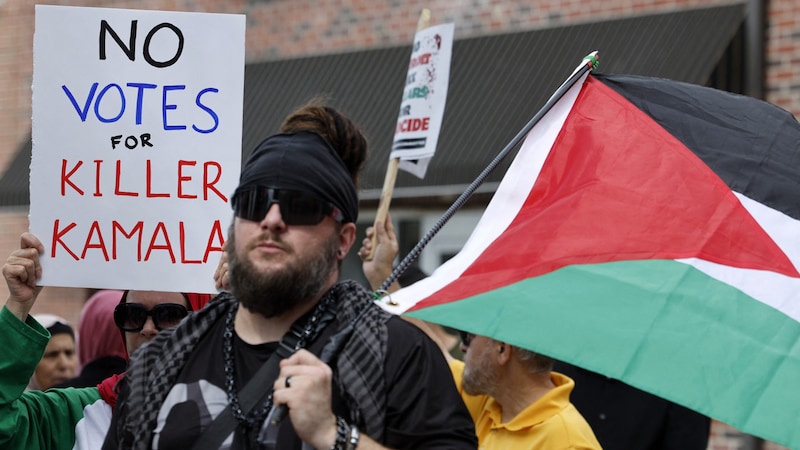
[384,71,800,448]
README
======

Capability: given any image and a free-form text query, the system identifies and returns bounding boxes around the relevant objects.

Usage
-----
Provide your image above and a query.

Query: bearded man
[103,102,478,450]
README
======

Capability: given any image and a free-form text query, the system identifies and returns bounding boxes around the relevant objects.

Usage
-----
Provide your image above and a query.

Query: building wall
[0,1,794,448]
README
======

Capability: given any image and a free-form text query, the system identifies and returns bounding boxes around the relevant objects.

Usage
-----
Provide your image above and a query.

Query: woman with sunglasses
[114,290,195,355]
[0,231,211,450]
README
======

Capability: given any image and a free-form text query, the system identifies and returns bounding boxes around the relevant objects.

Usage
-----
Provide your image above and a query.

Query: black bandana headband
[233,131,358,223]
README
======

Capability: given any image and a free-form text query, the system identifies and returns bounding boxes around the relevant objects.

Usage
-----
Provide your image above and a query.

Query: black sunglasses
[459,331,474,347]
[113,303,189,332]
[232,186,344,226]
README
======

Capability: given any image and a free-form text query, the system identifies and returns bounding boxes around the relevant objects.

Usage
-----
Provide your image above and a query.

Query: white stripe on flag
[380,73,590,313]
[679,193,800,322]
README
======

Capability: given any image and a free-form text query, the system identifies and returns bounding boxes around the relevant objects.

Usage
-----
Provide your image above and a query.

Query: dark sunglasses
[113,303,189,332]
[459,331,474,347]
[232,186,344,226]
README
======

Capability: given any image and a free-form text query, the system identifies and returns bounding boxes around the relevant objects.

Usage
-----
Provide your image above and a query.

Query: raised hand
[2,232,45,321]
[358,214,399,292]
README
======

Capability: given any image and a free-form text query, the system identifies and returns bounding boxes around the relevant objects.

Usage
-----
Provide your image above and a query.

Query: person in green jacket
[0,231,210,450]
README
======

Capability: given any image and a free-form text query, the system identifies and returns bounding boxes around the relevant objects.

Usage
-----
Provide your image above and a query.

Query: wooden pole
[365,8,431,261]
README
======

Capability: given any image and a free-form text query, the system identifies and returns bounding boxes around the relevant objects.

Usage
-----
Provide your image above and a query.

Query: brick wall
[0,0,34,174]
[0,1,795,448]
[765,0,800,111]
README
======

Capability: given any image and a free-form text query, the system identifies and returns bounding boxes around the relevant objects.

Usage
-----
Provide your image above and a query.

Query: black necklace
[222,291,336,430]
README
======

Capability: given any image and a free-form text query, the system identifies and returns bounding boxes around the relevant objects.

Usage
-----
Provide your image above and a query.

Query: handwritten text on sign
[389,22,454,179]
[31,6,245,293]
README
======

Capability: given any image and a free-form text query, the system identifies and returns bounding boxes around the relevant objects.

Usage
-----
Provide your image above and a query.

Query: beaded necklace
[222,291,336,431]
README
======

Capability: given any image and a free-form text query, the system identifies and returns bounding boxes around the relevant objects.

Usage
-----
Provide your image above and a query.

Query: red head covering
[183,293,213,311]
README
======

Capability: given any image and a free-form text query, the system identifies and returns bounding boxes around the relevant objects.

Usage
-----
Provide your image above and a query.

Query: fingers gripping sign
[272,349,339,449]
[3,232,46,321]
[213,241,230,291]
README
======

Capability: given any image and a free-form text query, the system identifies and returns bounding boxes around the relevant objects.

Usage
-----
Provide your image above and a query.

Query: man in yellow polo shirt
[359,219,602,449]
[451,331,601,449]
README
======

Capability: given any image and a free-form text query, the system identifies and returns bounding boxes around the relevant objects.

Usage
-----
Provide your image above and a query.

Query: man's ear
[337,223,357,260]
[495,341,512,365]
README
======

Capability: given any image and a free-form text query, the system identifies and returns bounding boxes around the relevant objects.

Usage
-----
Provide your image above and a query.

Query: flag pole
[379,51,600,293]
[365,8,432,261]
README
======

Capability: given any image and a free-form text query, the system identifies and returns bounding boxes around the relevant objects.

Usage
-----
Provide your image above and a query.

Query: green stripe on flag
[406,259,800,447]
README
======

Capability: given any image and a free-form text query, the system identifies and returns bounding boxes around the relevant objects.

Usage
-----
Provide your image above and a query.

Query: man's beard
[227,230,339,318]
[462,346,498,397]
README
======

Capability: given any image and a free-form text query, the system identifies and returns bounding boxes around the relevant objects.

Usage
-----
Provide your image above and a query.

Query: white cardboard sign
[30,5,245,293]
[389,23,454,179]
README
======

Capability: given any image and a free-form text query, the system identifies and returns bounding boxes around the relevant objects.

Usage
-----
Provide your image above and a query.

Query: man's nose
[56,352,73,368]
[259,203,286,229]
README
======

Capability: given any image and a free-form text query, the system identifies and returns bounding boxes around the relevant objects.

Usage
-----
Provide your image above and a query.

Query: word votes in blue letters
[61,83,220,134]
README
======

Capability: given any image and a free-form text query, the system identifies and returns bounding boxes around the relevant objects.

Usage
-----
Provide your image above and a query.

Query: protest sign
[30,5,245,293]
[389,22,454,178]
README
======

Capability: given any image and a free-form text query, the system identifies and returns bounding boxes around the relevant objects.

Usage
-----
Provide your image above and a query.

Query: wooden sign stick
[365,8,431,261]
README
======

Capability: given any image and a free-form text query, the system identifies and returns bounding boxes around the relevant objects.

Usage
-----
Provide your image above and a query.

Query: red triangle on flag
[415,76,798,310]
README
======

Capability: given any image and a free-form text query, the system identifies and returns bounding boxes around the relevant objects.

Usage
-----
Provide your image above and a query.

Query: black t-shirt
[139,314,477,449]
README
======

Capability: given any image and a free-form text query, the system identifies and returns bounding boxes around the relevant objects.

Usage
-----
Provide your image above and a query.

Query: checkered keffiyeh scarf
[114,281,390,449]
[330,281,390,441]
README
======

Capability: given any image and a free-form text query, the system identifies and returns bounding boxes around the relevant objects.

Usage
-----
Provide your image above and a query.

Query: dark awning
[0,4,746,207]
